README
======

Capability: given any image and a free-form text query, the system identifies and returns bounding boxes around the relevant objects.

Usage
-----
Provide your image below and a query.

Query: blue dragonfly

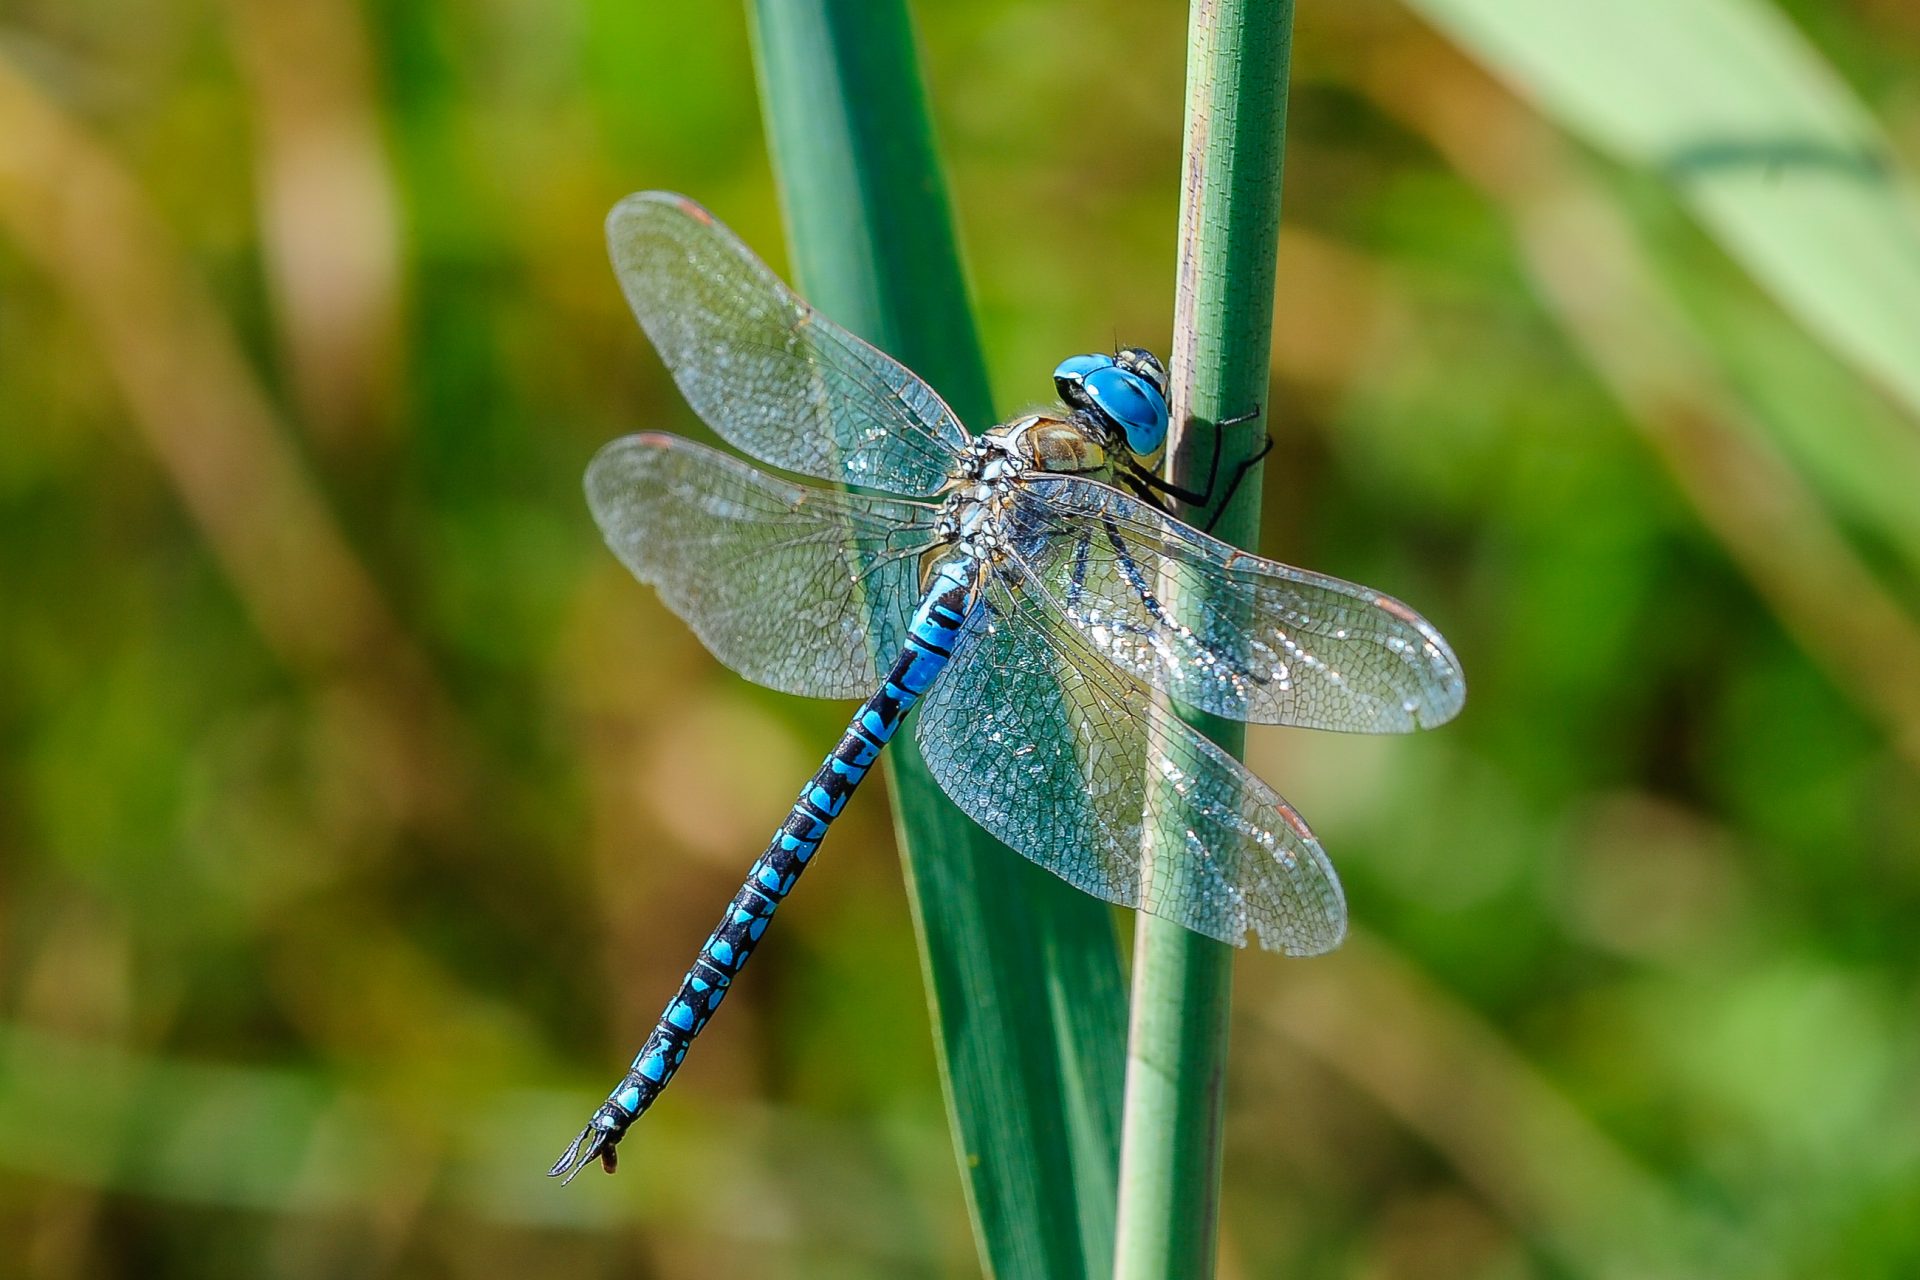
[550,192,1465,1180]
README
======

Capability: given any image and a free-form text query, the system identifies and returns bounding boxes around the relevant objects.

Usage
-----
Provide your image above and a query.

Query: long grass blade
[1404,0,1920,423]
[746,5,1128,1277]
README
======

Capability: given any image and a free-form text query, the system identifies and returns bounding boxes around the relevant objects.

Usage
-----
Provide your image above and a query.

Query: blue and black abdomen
[550,556,980,1179]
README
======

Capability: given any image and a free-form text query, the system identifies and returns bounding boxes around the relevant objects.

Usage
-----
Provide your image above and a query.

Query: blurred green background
[4,1,1920,1275]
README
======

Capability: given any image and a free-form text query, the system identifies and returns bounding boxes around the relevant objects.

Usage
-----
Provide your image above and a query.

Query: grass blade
[1404,0,1920,423]
[746,5,1128,1277]
[1114,3,1295,1276]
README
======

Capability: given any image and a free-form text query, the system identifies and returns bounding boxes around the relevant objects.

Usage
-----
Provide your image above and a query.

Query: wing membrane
[915,573,1346,954]
[1013,476,1465,733]
[607,192,970,496]
[587,434,938,699]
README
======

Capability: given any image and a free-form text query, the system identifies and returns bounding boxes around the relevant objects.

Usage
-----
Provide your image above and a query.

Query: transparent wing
[914,573,1346,954]
[607,192,971,496]
[587,433,940,700]
[1010,476,1465,733]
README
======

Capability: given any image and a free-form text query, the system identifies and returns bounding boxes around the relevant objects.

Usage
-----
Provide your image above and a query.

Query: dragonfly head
[1053,348,1170,464]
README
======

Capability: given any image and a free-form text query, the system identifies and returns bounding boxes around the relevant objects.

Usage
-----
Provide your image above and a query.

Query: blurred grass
[1,1,1918,1276]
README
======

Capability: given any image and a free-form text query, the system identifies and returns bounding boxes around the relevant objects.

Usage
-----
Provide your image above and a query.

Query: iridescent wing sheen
[607,192,971,496]
[587,433,940,700]
[1008,476,1465,733]
[914,572,1346,955]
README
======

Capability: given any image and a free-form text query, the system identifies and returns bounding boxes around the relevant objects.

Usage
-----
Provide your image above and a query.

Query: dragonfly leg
[1115,470,1175,515]
[1196,427,1274,534]
[1095,515,1265,688]
[1065,525,1096,608]
[1124,406,1272,534]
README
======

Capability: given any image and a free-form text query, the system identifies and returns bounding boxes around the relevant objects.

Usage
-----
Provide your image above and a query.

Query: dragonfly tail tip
[548,1125,612,1184]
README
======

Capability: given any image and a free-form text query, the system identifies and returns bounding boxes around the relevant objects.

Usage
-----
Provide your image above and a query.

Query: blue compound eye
[1083,366,1169,458]
[1053,353,1115,405]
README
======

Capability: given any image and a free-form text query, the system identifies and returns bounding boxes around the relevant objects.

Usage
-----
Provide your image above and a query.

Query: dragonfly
[550,192,1465,1181]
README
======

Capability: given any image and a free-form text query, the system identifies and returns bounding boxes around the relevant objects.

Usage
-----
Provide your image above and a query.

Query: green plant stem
[1114,3,1294,1276]
[747,5,1128,1278]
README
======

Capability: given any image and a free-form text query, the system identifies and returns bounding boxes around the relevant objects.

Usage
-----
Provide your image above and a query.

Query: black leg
[1093,515,1264,687]
[1123,404,1271,534]
[1116,469,1175,515]
[1064,524,1094,610]
[1126,418,1225,507]
[1195,431,1274,534]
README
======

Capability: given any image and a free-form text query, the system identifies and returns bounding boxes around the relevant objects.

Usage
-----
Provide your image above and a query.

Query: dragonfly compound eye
[1082,365,1169,459]
[1053,353,1115,412]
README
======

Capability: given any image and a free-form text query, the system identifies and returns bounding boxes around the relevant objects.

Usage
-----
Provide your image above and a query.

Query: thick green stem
[1114,3,1294,1276]
[748,5,1127,1278]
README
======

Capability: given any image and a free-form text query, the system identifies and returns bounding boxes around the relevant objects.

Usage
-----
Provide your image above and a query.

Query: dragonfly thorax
[984,413,1114,479]
[934,436,1025,561]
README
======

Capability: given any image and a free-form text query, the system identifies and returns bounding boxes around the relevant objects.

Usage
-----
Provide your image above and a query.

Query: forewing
[914,574,1346,954]
[607,192,971,496]
[587,434,938,700]
[1012,476,1465,732]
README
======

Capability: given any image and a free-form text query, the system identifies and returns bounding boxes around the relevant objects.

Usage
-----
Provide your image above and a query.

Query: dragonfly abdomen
[550,555,982,1180]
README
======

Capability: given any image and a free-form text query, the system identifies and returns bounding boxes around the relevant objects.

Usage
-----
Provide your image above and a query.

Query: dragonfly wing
[588,433,939,700]
[914,573,1346,954]
[1010,476,1465,732]
[607,192,971,496]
